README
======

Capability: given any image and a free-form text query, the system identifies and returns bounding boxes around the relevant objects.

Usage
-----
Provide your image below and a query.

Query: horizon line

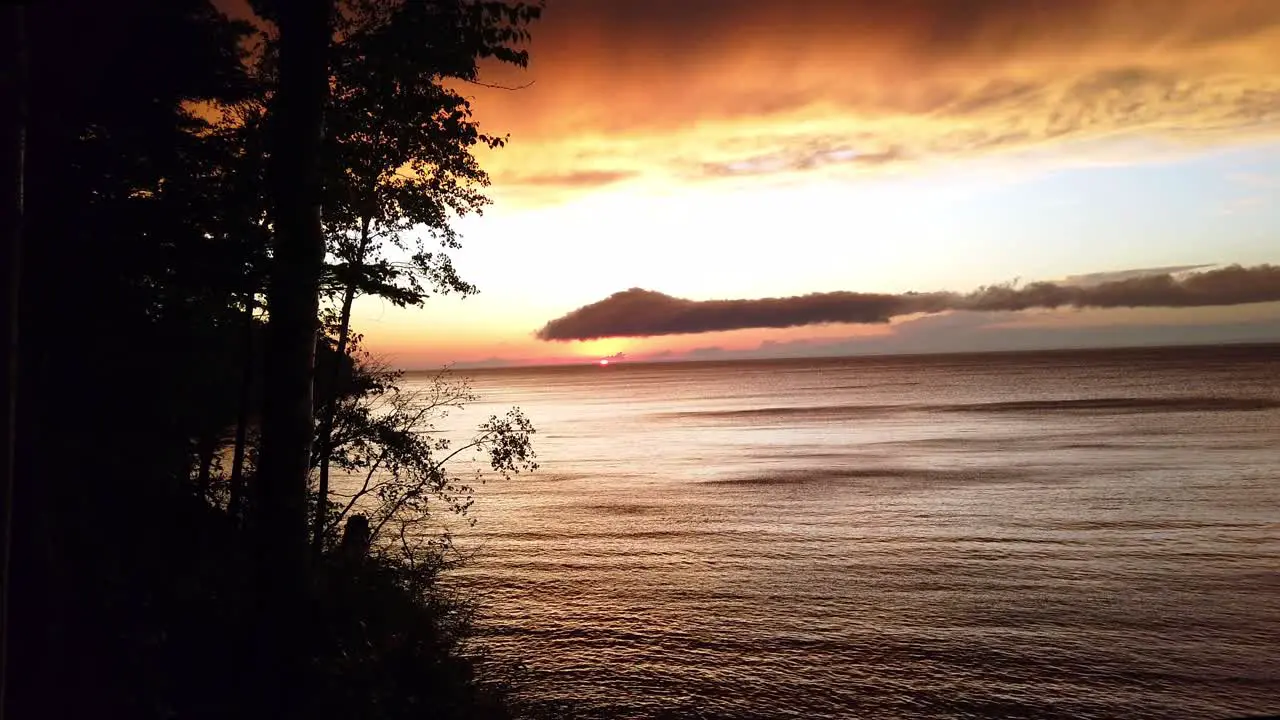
[398,339,1280,373]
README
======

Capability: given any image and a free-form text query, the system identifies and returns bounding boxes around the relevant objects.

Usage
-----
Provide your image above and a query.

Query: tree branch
[327,401,434,534]
[462,78,534,91]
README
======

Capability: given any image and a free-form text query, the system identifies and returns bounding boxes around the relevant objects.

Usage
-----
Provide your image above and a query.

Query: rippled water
[410,345,1280,719]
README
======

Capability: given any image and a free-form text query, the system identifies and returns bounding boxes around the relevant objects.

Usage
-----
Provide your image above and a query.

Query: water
[407,344,1280,719]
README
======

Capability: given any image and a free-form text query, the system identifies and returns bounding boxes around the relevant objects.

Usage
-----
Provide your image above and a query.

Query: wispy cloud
[1219,170,1280,215]
[469,0,1280,202]
[495,169,638,189]
[1057,265,1214,287]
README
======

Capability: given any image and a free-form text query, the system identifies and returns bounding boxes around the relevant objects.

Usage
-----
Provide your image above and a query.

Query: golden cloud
[469,0,1280,202]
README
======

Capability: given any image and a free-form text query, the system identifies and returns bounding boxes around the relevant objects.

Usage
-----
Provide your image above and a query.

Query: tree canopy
[8,1,545,718]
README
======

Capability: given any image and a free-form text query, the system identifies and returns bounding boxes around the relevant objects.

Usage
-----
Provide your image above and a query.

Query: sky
[329,0,1280,368]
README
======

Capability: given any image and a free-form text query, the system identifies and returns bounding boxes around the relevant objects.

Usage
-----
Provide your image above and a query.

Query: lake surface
[405,345,1280,719]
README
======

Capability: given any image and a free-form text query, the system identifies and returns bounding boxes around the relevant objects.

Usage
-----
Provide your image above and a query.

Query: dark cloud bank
[536,264,1280,341]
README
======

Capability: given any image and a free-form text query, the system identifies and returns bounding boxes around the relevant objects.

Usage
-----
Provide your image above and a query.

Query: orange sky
[467,0,1280,206]
[212,0,1280,367]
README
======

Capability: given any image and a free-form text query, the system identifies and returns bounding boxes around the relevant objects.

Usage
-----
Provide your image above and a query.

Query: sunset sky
[330,0,1280,367]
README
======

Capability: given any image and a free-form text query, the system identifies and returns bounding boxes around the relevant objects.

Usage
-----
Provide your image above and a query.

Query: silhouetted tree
[0,5,26,713]
[228,295,260,518]
[13,1,255,716]
[310,0,540,553]
[313,353,536,559]
[198,104,273,518]
[245,1,334,717]
[6,0,547,715]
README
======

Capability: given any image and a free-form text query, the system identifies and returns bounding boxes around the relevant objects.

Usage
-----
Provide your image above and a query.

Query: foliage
[236,0,545,313]
[315,351,538,560]
[11,0,548,718]
[319,0,541,308]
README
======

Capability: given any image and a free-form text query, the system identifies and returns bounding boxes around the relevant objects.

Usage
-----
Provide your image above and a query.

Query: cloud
[216,0,1280,202]
[958,265,1280,312]
[1058,264,1214,287]
[537,288,909,340]
[468,0,1280,199]
[536,264,1280,340]
[698,144,906,178]
[1218,170,1280,215]
[800,310,1280,358]
[624,306,1280,363]
[495,169,637,188]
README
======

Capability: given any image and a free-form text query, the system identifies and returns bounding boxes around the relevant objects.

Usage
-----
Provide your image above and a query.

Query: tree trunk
[252,0,331,714]
[0,7,25,717]
[195,436,216,499]
[255,0,330,576]
[311,215,369,553]
[227,294,255,520]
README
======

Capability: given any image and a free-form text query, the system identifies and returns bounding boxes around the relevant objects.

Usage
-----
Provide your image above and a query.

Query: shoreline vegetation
[5,1,554,717]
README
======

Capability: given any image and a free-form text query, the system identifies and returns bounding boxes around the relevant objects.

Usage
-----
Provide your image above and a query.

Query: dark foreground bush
[13,486,562,720]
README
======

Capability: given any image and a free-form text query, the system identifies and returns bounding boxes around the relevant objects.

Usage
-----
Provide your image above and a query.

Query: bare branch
[429,435,489,471]
[462,78,535,91]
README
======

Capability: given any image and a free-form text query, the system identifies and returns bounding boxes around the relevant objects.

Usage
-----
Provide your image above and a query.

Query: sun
[598,359,610,366]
